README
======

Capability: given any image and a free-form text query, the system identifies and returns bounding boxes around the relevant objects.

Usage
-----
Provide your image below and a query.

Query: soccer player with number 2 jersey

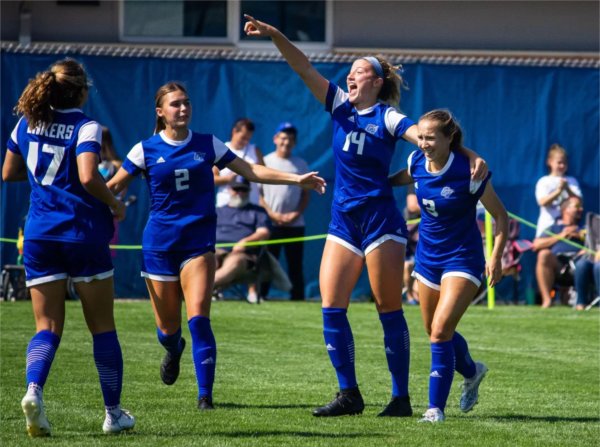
[107,82,325,411]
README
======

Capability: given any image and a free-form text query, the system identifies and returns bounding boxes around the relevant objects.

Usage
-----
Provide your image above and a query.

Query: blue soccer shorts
[327,198,408,257]
[23,240,113,287]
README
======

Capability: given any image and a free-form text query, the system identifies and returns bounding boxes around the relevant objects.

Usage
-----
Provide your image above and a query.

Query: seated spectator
[533,196,584,308]
[574,253,600,310]
[214,176,271,303]
[535,144,582,237]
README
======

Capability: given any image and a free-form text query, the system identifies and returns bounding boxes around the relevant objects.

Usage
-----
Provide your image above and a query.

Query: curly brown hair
[14,58,89,130]
[367,55,407,108]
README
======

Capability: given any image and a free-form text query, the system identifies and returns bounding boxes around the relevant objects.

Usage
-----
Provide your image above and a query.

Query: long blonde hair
[154,81,188,134]
[14,58,89,130]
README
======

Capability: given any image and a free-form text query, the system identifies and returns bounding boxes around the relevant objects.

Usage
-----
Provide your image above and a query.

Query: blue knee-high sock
[429,341,455,412]
[188,316,216,399]
[452,332,476,379]
[93,331,123,407]
[157,327,184,355]
[379,309,410,398]
[322,308,357,390]
[25,330,61,389]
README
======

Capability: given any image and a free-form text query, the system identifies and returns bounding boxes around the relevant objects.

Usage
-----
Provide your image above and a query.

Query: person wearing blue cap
[244,15,488,418]
[260,122,310,301]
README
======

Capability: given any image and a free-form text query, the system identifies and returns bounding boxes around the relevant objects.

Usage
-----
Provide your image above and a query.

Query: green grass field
[1,300,598,446]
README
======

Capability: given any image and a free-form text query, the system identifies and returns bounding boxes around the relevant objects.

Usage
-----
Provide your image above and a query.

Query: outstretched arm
[226,157,326,194]
[244,14,329,104]
[479,182,508,287]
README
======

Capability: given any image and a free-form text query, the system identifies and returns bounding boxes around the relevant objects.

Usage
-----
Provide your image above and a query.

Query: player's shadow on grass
[487,414,598,423]
[218,402,385,410]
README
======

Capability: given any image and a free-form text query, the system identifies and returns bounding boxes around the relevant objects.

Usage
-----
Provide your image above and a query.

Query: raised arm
[226,157,325,194]
[244,14,329,104]
[479,182,508,287]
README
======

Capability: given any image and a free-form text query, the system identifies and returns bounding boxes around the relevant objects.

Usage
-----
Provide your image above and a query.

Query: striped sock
[93,331,123,407]
[379,309,410,398]
[25,330,60,390]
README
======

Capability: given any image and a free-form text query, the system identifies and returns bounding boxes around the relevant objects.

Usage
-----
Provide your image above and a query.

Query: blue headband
[362,56,384,78]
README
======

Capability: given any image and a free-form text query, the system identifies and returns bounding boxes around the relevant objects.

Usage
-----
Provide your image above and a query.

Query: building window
[240,1,326,42]
[120,0,329,47]
[121,0,227,41]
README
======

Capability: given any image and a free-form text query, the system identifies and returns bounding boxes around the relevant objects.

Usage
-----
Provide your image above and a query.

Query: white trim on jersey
[425,151,455,177]
[54,108,83,114]
[384,107,409,137]
[364,234,407,256]
[127,142,146,170]
[141,271,179,282]
[159,130,192,146]
[78,121,102,145]
[26,273,68,287]
[71,269,114,283]
[212,136,231,163]
[407,150,417,175]
[441,271,482,288]
[412,271,441,291]
[331,87,349,113]
[10,117,24,145]
[326,234,364,258]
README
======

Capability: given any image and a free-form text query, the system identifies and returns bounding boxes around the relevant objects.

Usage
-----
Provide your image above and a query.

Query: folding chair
[584,212,600,310]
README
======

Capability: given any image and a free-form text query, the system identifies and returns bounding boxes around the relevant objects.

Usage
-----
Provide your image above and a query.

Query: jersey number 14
[342,131,366,155]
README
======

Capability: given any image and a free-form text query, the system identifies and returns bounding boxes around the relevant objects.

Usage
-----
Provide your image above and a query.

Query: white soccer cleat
[419,407,445,423]
[21,392,51,437]
[246,291,259,304]
[460,361,489,412]
[103,409,135,434]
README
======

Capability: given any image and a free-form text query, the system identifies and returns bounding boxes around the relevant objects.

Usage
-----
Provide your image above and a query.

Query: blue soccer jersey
[408,150,491,269]
[325,82,415,211]
[7,110,113,244]
[123,130,236,251]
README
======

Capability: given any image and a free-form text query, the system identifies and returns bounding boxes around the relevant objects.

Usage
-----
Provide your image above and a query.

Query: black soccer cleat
[312,387,365,417]
[377,395,413,417]
[160,337,186,385]
[197,396,214,411]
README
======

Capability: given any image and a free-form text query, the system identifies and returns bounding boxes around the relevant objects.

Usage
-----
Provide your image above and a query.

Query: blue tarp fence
[1,50,598,300]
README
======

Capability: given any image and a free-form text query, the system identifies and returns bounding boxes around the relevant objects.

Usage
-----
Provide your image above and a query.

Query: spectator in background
[574,252,600,310]
[403,184,420,304]
[214,176,271,303]
[259,122,310,301]
[533,196,584,308]
[98,127,122,182]
[98,126,125,256]
[214,118,264,207]
[535,144,582,237]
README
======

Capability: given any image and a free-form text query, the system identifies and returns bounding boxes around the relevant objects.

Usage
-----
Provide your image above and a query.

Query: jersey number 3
[342,131,366,155]
[422,198,439,217]
[175,168,190,191]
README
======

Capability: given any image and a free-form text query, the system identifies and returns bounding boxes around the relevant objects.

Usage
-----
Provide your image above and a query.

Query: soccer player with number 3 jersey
[107,82,325,411]
[390,110,508,422]
[244,16,489,418]
[3,59,135,436]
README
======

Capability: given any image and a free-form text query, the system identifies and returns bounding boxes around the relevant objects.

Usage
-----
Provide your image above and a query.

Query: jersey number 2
[342,131,366,155]
[27,142,65,185]
[175,169,190,191]
[422,198,439,217]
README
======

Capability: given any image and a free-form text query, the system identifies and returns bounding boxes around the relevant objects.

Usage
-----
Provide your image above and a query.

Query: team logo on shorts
[194,152,205,161]
[441,186,454,198]
[365,124,379,135]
